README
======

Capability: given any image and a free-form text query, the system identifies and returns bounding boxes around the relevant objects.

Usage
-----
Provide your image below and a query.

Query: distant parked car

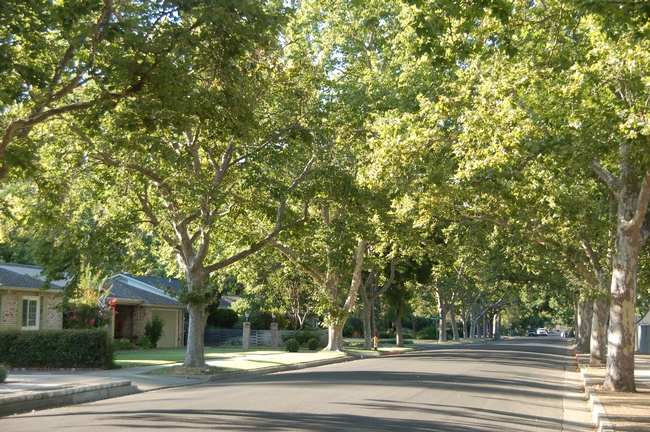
[536,328,548,336]
[528,330,538,337]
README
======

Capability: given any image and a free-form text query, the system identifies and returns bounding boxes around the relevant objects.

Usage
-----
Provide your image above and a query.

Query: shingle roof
[0,267,61,290]
[108,280,185,307]
[0,262,68,287]
[129,275,181,292]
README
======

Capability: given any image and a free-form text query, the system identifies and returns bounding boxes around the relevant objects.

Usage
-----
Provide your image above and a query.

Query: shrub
[144,313,165,348]
[378,338,414,345]
[137,335,152,349]
[285,338,299,352]
[416,325,438,340]
[307,338,319,351]
[0,329,114,369]
[0,364,8,382]
[113,339,137,351]
[60,266,116,330]
[207,308,239,329]
[343,322,354,337]
[281,329,321,345]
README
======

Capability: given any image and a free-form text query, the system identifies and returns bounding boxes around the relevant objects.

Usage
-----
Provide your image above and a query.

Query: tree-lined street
[2,339,592,431]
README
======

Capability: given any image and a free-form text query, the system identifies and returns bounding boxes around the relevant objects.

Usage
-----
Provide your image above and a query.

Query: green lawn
[114,347,348,368]
[115,347,286,368]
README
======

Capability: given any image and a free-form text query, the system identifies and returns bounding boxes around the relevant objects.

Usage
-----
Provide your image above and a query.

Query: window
[22,296,40,330]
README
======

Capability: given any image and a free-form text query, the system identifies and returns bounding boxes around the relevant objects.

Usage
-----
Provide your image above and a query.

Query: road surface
[1,337,593,431]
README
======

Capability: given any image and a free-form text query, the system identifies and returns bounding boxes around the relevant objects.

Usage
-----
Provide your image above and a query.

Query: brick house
[0,263,186,348]
[107,274,186,348]
[0,263,65,331]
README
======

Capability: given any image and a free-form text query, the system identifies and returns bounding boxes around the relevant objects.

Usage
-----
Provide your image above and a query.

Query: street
[1,338,593,431]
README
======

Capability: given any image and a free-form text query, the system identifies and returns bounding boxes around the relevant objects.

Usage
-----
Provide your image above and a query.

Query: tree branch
[625,168,650,236]
[588,159,620,192]
[269,241,326,287]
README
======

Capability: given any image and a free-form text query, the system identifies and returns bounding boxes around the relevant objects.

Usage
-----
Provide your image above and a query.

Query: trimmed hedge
[0,329,114,369]
[285,338,300,352]
[307,338,319,350]
[281,329,322,345]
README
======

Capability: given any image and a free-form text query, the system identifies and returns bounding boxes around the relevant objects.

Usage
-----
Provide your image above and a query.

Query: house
[0,263,65,331]
[637,310,650,354]
[0,263,186,348]
[107,274,186,348]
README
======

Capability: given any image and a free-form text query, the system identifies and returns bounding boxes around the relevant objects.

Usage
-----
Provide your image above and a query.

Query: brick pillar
[242,322,251,351]
[270,323,278,349]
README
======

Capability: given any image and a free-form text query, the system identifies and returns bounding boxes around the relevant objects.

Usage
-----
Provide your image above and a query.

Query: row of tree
[1,1,649,391]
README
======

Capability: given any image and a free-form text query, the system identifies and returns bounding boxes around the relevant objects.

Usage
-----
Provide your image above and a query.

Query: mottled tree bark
[575,298,593,354]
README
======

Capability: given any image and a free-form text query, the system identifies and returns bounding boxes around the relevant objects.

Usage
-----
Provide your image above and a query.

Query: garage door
[154,310,178,348]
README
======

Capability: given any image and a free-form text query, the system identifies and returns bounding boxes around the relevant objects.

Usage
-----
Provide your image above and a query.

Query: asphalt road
[1,337,593,431]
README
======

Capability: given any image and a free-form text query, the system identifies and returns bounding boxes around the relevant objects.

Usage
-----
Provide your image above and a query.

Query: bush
[307,338,319,350]
[207,308,239,329]
[378,338,414,345]
[144,313,165,348]
[0,329,114,369]
[0,364,8,382]
[137,336,152,349]
[281,329,322,345]
[113,339,137,351]
[285,338,299,352]
[416,325,438,340]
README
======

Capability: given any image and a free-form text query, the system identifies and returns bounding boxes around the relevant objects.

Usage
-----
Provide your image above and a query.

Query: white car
[536,328,548,336]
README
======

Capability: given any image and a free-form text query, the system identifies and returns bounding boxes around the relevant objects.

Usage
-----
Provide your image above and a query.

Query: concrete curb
[576,357,615,432]
[0,380,139,417]
[206,355,364,383]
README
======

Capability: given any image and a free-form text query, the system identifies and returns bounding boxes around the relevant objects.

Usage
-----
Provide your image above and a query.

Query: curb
[206,355,364,383]
[575,355,615,432]
[0,380,139,417]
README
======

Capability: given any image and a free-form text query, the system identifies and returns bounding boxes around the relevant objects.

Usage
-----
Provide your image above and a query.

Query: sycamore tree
[401,0,649,390]
[49,0,321,367]
[0,0,228,183]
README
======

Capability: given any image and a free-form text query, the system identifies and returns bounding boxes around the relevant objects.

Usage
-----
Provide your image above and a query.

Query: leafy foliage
[61,266,116,329]
[144,313,165,349]
[0,329,114,368]
[284,338,300,352]
[207,308,239,329]
[307,338,320,351]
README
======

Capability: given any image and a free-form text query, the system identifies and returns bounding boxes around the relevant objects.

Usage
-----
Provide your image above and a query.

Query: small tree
[145,313,165,349]
[61,266,116,329]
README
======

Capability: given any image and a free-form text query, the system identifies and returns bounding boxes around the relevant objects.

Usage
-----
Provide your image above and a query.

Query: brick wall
[1,292,19,327]
[44,294,63,329]
[139,306,153,337]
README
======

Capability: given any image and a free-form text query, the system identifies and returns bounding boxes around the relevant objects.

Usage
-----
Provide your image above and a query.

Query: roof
[220,295,241,307]
[128,275,181,292]
[638,310,650,326]
[0,265,62,290]
[107,275,185,308]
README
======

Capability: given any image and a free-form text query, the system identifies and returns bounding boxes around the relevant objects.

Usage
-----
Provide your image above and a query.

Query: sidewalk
[576,352,650,432]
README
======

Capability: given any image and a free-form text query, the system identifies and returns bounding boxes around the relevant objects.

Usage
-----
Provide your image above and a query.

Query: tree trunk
[362,296,373,350]
[184,304,207,367]
[181,263,208,368]
[575,298,593,354]
[395,285,406,347]
[450,302,460,341]
[604,233,642,391]
[325,320,346,351]
[438,304,447,342]
[590,296,609,366]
